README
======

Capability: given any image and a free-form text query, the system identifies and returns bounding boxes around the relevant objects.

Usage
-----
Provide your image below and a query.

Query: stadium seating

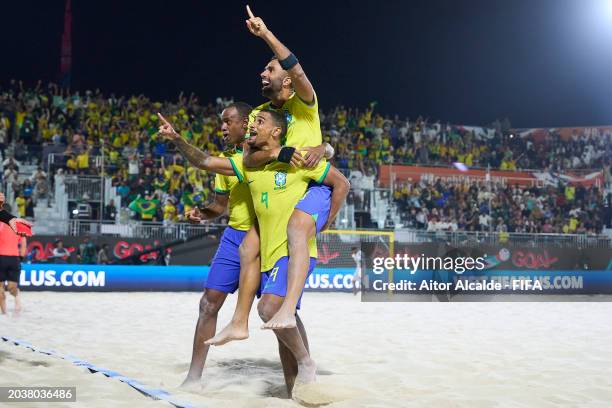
[0,81,610,233]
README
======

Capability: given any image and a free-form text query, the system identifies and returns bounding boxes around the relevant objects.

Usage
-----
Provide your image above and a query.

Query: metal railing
[63,175,103,201]
[62,220,612,248]
[68,220,226,241]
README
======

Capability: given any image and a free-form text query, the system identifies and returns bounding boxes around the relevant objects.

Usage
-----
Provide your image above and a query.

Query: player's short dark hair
[260,108,287,140]
[225,102,252,121]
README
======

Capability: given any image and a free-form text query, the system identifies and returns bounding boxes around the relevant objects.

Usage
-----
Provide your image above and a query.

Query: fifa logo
[274,172,287,190]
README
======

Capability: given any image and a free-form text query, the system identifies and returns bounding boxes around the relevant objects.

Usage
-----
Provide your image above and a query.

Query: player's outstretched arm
[245,5,315,105]
[321,166,350,231]
[157,113,235,176]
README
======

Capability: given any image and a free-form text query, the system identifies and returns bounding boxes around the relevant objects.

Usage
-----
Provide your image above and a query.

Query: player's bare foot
[179,377,202,391]
[295,357,317,385]
[205,322,249,346]
[261,309,296,330]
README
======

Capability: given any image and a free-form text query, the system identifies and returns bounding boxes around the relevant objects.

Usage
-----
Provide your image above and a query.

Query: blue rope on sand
[1,335,202,408]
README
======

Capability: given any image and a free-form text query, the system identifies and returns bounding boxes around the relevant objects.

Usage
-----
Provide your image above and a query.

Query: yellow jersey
[213,148,256,232]
[16,197,26,218]
[163,203,177,221]
[230,154,330,271]
[77,152,89,169]
[250,92,322,148]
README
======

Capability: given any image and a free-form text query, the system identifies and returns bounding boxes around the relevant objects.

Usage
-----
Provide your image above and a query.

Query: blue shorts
[295,182,331,233]
[260,256,317,310]
[205,226,248,294]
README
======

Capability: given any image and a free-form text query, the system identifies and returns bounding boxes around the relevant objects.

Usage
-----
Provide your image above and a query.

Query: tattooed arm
[157,113,235,176]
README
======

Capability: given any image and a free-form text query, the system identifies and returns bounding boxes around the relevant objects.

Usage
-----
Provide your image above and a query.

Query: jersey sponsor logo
[274,172,287,190]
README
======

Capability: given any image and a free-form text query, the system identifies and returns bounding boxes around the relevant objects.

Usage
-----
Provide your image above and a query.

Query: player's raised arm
[157,113,235,176]
[320,165,350,231]
[245,5,315,105]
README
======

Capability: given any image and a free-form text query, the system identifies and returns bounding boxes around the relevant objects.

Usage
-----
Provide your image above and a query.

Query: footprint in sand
[292,383,365,407]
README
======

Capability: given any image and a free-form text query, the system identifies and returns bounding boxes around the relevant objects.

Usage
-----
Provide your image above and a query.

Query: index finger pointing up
[157,112,170,126]
[246,5,255,19]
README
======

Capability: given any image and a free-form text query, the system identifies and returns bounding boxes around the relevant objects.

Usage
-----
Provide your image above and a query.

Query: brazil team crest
[274,172,287,190]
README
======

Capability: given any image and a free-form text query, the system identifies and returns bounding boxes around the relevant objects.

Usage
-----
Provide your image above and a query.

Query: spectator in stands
[97,244,110,265]
[78,236,97,264]
[3,165,18,190]
[128,154,140,180]
[15,192,26,218]
[25,246,40,264]
[76,146,91,175]
[141,166,154,186]
[361,168,376,210]
[51,239,71,263]
[163,197,177,225]
[30,166,48,202]
[104,199,118,221]
[25,196,34,219]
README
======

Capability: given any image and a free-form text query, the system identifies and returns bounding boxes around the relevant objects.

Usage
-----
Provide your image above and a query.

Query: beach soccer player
[159,108,349,391]
[208,5,337,347]
[157,103,259,386]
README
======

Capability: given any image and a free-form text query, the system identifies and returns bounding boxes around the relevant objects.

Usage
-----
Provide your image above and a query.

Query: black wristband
[277,146,296,163]
[0,210,16,224]
[279,53,299,70]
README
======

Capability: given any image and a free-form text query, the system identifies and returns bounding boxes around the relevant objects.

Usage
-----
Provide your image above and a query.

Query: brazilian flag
[129,197,159,220]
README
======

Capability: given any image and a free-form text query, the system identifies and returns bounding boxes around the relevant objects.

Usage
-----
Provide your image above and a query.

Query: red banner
[378,165,605,188]
[515,126,612,142]
[378,165,536,187]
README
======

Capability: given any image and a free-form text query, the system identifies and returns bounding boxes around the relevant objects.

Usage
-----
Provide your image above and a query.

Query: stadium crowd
[392,180,608,234]
[321,106,612,173]
[0,80,610,231]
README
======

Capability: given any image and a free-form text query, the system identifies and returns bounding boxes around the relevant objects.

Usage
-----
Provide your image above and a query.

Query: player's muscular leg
[182,288,227,386]
[258,295,316,386]
[263,210,315,330]
[206,226,261,346]
[277,314,311,396]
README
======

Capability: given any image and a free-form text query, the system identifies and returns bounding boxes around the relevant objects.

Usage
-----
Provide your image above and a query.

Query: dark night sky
[3,0,612,128]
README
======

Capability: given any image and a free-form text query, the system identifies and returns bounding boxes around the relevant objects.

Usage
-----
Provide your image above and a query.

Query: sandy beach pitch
[1,291,612,408]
